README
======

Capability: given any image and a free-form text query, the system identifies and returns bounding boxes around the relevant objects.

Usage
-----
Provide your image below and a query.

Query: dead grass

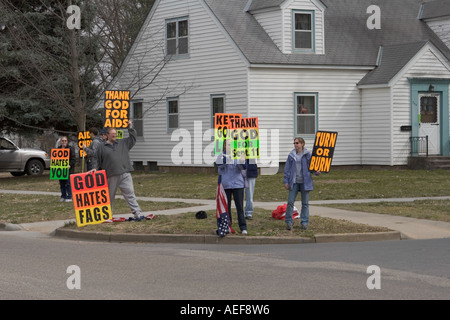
[65,209,392,238]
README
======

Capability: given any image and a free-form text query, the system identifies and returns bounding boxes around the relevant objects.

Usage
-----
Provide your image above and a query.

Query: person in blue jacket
[216,139,248,234]
[283,137,320,230]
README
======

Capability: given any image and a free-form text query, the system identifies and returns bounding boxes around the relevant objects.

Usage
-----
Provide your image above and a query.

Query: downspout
[359,87,363,166]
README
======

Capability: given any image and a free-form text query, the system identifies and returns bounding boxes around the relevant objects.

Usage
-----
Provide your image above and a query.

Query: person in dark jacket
[90,122,144,221]
[283,137,320,230]
[58,136,76,202]
[244,159,258,219]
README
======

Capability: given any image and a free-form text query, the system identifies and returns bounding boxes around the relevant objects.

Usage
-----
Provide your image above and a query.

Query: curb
[54,227,402,244]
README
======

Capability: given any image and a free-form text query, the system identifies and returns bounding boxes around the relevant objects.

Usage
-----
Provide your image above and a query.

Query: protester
[216,139,248,235]
[89,121,144,221]
[83,127,106,171]
[244,159,258,219]
[283,137,320,230]
[58,136,76,202]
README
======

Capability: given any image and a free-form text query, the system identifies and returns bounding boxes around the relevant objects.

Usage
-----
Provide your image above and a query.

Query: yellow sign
[104,90,130,128]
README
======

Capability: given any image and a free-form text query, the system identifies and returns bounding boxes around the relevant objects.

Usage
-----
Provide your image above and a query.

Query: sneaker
[245,215,253,220]
[60,197,65,202]
[301,224,308,230]
[65,198,72,202]
[134,215,146,222]
[241,230,248,235]
[286,223,293,230]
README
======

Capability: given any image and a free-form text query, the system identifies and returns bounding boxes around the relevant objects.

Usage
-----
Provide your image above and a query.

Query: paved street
[1,231,449,301]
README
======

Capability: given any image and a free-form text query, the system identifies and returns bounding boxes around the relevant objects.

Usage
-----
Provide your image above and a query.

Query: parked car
[0,137,51,176]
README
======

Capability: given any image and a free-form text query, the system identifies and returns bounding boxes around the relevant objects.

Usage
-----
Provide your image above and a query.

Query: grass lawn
[0,168,449,236]
[0,193,201,224]
[64,209,391,238]
[2,168,450,201]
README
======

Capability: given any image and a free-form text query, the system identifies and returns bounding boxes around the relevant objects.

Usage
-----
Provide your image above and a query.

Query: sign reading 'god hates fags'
[70,170,112,227]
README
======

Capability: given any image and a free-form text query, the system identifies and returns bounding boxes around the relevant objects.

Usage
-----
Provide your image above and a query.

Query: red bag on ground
[272,204,299,221]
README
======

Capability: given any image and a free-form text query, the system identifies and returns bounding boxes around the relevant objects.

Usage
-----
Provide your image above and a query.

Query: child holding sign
[283,137,320,231]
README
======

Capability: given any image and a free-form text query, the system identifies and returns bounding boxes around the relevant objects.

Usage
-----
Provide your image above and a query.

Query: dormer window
[293,10,315,52]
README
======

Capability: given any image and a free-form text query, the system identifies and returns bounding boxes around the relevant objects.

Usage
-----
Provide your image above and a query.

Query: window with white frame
[293,10,314,52]
[166,17,189,56]
[132,101,144,137]
[211,94,225,127]
[167,97,179,131]
[295,93,317,135]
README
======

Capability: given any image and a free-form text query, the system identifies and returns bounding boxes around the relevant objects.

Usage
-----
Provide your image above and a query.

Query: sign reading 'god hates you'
[50,148,70,180]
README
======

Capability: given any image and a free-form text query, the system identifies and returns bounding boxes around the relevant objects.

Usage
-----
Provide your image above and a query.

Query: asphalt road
[1,231,449,303]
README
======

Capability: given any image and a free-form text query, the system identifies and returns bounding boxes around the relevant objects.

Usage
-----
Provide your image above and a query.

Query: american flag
[216,175,230,237]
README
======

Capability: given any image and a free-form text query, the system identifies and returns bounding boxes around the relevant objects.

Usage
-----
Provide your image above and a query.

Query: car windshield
[0,139,16,150]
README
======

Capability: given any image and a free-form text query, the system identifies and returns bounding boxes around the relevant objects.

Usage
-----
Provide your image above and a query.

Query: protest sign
[229,117,259,159]
[104,90,130,128]
[214,113,241,155]
[77,131,92,158]
[50,148,70,180]
[70,170,112,227]
[309,131,338,173]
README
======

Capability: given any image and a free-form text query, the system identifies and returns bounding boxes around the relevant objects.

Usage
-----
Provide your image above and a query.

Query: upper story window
[293,10,314,52]
[166,17,189,57]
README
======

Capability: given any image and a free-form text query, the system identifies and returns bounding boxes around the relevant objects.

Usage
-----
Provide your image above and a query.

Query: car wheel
[26,159,44,175]
[11,171,26,177]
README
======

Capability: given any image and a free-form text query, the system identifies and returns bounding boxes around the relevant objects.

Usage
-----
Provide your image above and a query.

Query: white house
[106,0,450,172]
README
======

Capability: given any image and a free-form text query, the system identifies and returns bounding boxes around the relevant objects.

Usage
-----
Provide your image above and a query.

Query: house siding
[252,10,284,52]
[117,0,248,167]
[248,67,368,166]
[360,87,392,165]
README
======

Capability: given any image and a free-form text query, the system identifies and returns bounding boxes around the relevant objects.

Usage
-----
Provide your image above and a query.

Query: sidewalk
[1,189,450,242]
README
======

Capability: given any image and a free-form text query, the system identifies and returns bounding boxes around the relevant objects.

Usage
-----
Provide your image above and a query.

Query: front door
[418,93,440,155]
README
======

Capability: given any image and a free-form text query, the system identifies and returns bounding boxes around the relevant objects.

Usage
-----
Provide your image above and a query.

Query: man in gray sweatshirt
[90,122,143,221]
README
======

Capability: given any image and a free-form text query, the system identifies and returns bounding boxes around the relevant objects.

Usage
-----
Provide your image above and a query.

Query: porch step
[427,157,450,169]
[408,156,450,170]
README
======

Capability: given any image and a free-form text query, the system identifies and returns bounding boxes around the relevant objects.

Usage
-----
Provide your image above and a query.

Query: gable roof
[203,0,450,67]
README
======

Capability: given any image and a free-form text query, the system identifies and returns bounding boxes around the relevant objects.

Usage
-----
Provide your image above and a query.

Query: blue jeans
[245,177,256,217]
[285,183,309,227]
[59,178,72,200]
[225,188,247,232]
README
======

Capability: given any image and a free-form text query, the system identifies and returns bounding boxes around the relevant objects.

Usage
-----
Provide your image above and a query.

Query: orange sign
[70,170,112,227]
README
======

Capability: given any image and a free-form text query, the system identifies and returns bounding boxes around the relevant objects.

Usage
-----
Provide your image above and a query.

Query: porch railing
[410,136,428,157]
